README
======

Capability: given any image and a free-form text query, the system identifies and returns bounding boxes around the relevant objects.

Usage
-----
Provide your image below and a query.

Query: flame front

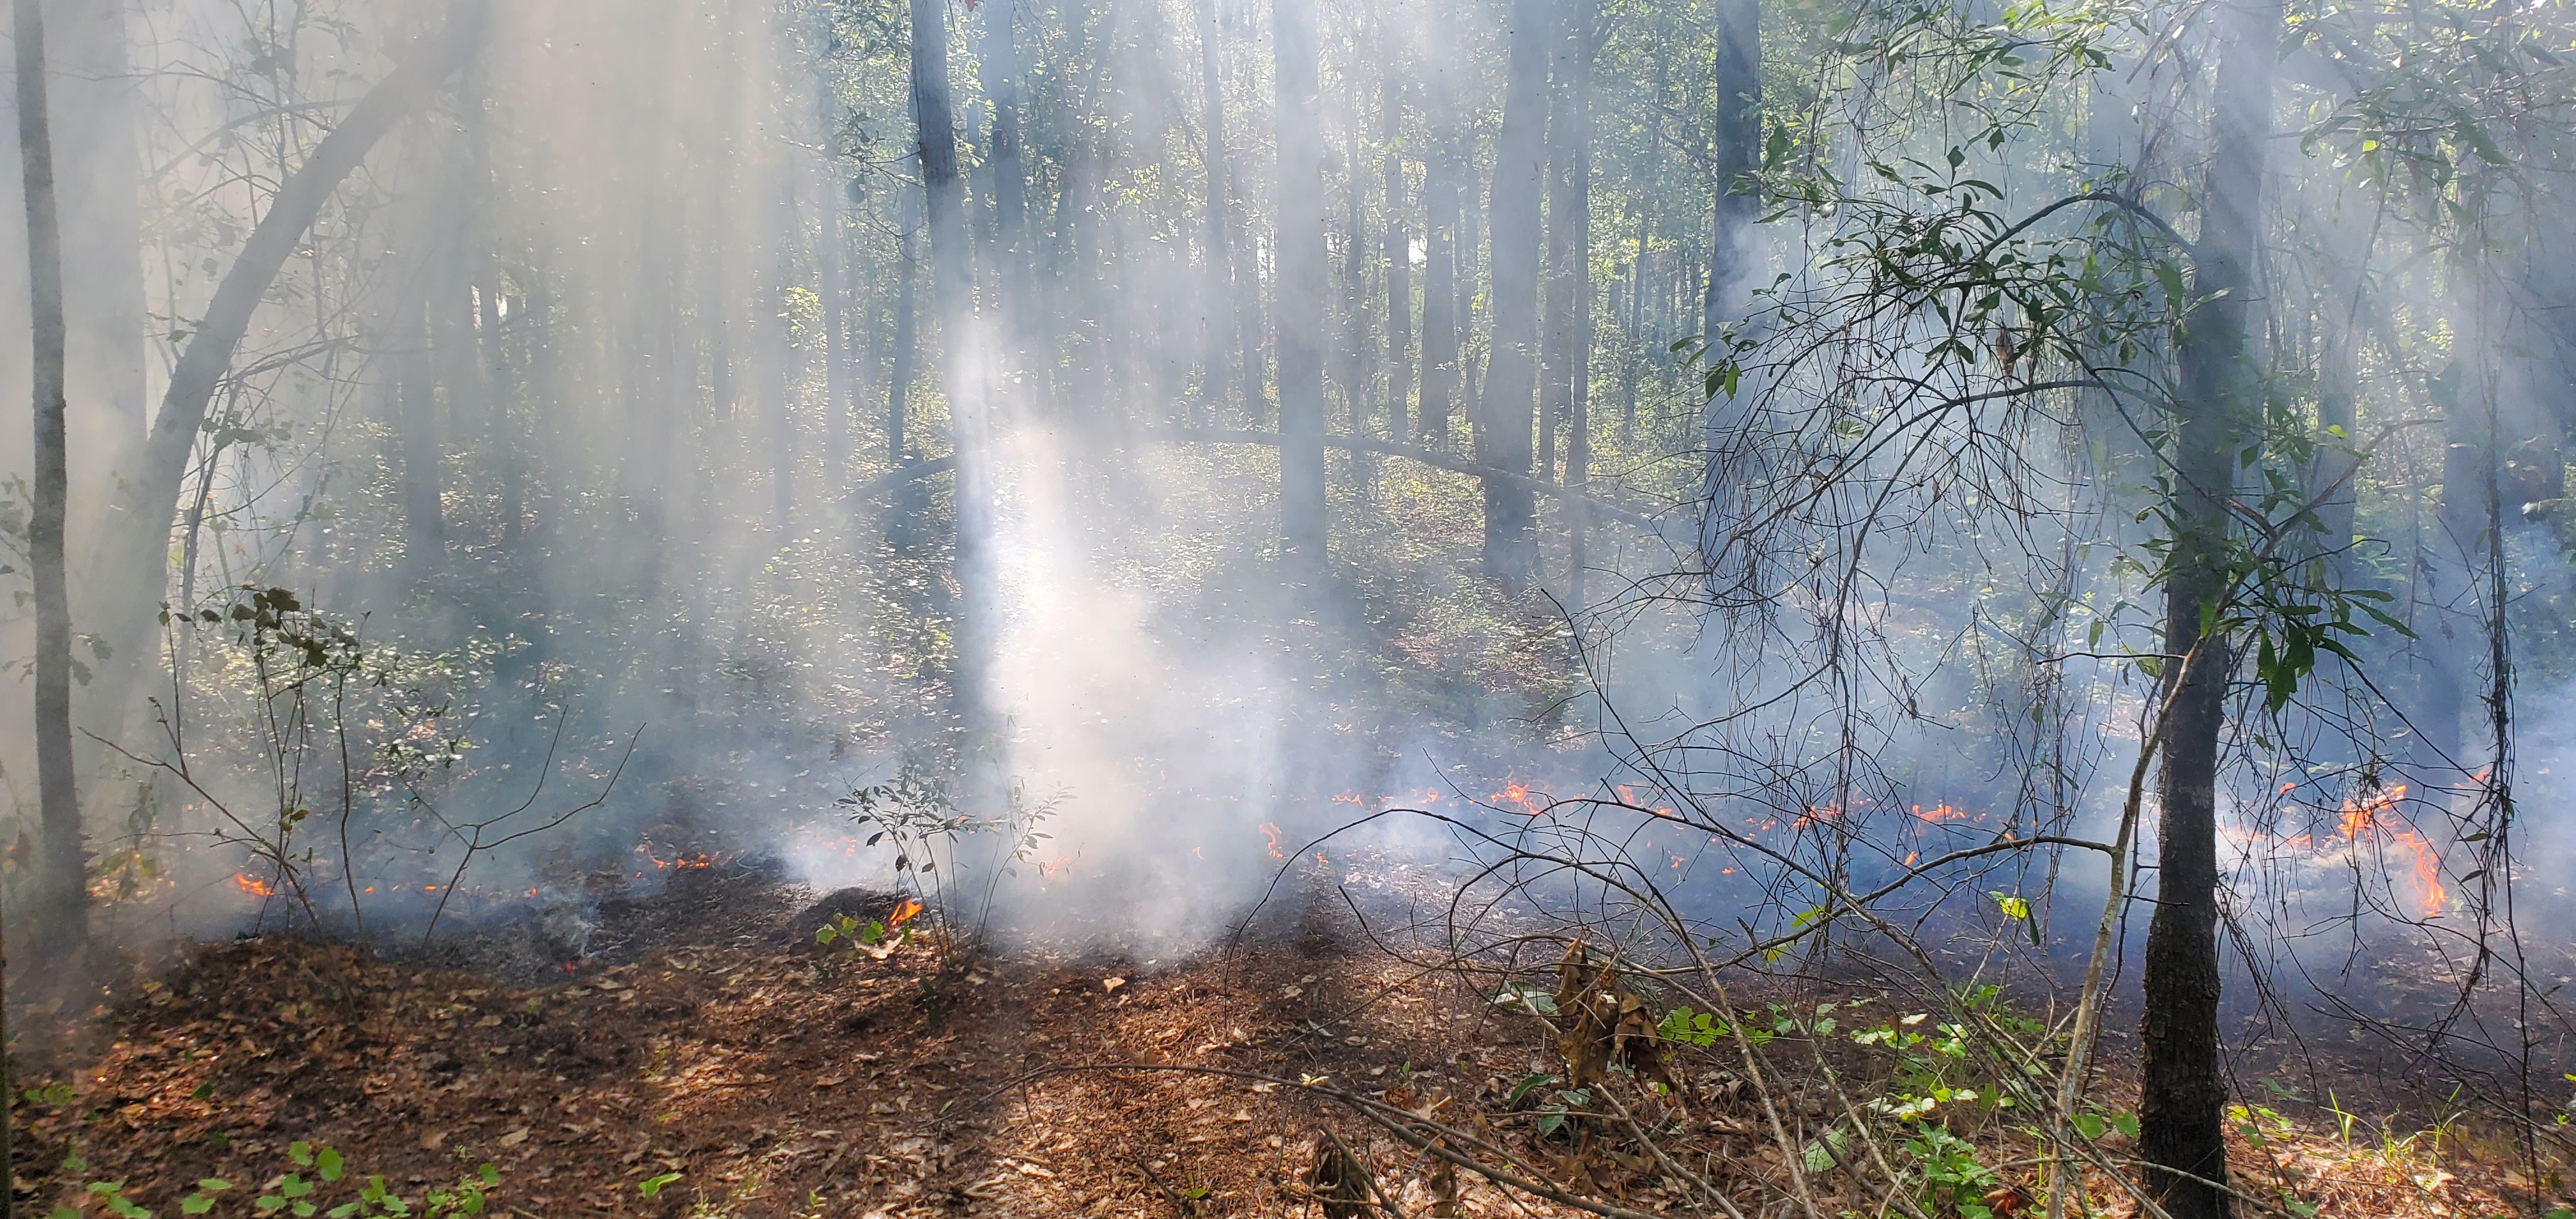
[2333,784,2446,918]
[231,872,277,898]
[1257,822,1284,860]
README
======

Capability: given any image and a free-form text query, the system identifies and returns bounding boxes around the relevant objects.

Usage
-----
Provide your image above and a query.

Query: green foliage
[49,1143,494,1219]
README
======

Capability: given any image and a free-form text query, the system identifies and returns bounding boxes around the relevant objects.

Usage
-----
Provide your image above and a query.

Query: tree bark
[821,204,851,496]
[1273,0,1329,592]
[1561,0,1595,606]
[1195,0,1237,421]
[1539,0,1577,485]
[1479,0,1553,585]
[1699,0,1758,344]
[1418,79,1459,444]
[17,0,83,967]
[914,0,995,728]
[2138,3,2276,1216]
[1381,73,1411,444]
[763,168,799,530]
[1342,116,1372,438]
[979,0,1027,344]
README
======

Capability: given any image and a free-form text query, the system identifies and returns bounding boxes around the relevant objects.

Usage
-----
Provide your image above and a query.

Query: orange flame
[231,872,278,898]
[1912,802,1967,823]
[887,898,923,929]
[636,841,722,870]
[2333,785,2445,917]
[1258,823,1284,860]
[1491,781,1547,815]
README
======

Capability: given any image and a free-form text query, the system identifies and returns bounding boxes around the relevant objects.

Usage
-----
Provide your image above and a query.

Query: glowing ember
[1257,822,1284,860]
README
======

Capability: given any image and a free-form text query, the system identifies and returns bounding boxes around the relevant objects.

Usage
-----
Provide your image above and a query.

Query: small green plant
[48,1141,494,1219]
[636,1171,684,1199]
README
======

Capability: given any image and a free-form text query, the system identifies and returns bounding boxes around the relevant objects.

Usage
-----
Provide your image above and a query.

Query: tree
[1195,0,1239,422]
[1380,70,1412,442]
[1275,0,1328,593]
[1418,74,1460,444]
[1478,0,1555,585]
[913,0,996,730]
[979,0,1027,344]
[1558,0,1596,604]
[89,0,491,743]
[17,0,81,967]
[1699,0,1758,344]
[2137,1,2278,1214]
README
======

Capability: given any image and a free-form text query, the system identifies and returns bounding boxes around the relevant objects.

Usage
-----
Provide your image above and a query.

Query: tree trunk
[2137,3,2275,1216]
[914,0,995,728]
[1274,0,1329,593]
[763,172,798,531]
[1699,0,1758,344]
[1539,0,1577,487]
[1478,0,1552,585]
[1195,0,1236,421]
[17,0,84,967]
[1381,73,1411,444]
[1342,116,1372,438]
[1418,80,1459,444]
[398,303,447,567]
[819,142,853,496]
[1561,0,1595,605]
[980,0,1026,344]
[62,2,508,711]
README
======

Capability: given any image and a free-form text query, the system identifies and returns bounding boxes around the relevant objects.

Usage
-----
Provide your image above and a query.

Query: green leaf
[317,1147,344,1183]
[2073,1112,2105,1140]
[638,1172,684,1199]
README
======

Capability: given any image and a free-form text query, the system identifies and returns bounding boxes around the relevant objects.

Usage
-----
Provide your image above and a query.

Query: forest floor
[12,861,2551,1219]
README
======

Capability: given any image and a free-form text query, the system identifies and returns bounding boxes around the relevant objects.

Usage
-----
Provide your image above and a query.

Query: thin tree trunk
[1539,0,1577,487]
[1418,79,1459,444]
[914,0,995,729]
[1275,0,1329,591]
[1700,0,1758,343]
[1479,0,1552,585]
[820,167,853,496]
[1195,0,1235,420]
[17,0,84,967]
[1381,75,1411,443]
[399,304,446,566]
[980,0,1026,344]
[1563,0,1595,605]
[2137,3,2275,1216]
[891,225,919,467]
[764,174,798,531]
[1343,114,1372,439]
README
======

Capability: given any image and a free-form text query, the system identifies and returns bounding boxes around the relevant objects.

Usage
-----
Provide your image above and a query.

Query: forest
[1,0,2572,1213]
